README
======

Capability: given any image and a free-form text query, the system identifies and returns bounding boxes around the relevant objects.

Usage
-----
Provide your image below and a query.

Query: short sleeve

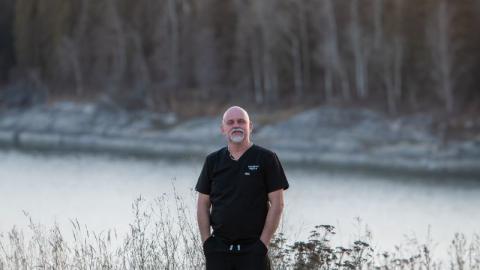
[264,152,289,193]
[195,157,211,194]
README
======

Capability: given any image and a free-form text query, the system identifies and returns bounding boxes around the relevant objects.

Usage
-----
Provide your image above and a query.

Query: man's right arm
[197,193,211,243]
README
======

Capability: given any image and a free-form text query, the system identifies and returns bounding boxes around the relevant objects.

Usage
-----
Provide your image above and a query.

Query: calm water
[1,150,479,258]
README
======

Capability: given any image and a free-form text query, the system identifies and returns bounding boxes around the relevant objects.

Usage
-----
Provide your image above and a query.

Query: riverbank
[1,102,479,178]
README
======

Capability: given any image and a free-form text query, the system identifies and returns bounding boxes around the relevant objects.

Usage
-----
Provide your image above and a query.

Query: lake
[1,149,479,259]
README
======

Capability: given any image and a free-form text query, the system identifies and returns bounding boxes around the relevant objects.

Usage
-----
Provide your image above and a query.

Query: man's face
[221,108,252,144]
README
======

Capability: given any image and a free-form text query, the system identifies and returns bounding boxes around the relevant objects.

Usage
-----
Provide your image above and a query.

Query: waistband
[212,234,258,245]
[204,234,265,254]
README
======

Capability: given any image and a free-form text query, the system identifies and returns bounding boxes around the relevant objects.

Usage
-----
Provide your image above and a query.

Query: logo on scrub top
[245,165,259,175]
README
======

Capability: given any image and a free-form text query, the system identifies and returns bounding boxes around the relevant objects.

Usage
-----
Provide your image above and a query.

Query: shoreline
[1,102,479,179]
[1,128,479,179]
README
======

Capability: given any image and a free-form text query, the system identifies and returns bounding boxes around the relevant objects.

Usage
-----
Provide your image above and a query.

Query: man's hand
[259,189,285,249]
[197,193,212,244]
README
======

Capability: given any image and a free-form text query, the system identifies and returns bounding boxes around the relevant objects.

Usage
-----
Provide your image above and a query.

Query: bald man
[196,106,289,270]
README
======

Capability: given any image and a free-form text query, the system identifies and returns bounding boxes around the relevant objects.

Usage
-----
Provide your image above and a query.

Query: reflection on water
[1,150,479,258]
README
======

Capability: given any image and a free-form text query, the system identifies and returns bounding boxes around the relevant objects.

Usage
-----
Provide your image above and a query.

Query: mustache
[230,128,245,135]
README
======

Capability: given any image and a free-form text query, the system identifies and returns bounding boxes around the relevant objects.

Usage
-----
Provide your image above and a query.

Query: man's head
[221,106,253,145]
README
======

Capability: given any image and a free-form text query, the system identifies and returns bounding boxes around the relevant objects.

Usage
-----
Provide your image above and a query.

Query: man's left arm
[260,189,285,248]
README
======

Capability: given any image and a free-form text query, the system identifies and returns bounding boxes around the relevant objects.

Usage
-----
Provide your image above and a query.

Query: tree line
[0,0,479,114]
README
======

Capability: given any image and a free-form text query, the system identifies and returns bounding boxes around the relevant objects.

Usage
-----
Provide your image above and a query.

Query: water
[1,150,479,258]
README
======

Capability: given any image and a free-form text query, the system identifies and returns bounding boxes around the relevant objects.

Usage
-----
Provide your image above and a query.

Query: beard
[230,133,244,143]
[228,128,245,143]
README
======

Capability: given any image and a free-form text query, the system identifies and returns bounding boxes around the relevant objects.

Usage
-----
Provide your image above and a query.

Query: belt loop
[229,244,233,251]
[237,244,241,251]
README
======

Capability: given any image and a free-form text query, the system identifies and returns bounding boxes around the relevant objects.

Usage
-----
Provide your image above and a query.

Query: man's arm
[260,189,285,248]
[197,193,211,243]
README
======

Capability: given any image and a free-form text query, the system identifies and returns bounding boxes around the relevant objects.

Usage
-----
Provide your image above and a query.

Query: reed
[1,194,479,270]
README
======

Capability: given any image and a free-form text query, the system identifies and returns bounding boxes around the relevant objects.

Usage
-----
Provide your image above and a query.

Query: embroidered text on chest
[244,165,260,175]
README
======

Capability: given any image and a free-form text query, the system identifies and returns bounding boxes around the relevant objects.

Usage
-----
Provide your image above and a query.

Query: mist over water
[1,150,479,258]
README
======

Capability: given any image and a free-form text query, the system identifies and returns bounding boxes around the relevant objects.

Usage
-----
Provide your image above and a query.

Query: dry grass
[1,194,479,270]
[0,193,204,270]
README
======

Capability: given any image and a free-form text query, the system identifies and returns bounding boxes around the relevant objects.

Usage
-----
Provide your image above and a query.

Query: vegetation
[0,0,479,116]
[1,195,479,270]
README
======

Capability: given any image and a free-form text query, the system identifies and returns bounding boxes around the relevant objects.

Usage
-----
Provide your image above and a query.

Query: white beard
[230,133,244,143]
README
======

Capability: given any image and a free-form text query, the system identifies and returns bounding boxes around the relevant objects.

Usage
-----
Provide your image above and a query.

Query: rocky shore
[1,102,479,178]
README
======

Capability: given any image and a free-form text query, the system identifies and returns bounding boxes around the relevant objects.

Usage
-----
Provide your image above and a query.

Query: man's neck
[227,141,252,159]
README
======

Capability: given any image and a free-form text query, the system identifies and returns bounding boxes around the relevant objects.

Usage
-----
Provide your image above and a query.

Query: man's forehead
[222,107,250,121]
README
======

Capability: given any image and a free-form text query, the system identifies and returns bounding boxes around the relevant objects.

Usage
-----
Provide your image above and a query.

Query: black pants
[203,236,271,270]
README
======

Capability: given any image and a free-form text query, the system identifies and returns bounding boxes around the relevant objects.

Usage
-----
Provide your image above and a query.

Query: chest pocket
[239,164,264,191]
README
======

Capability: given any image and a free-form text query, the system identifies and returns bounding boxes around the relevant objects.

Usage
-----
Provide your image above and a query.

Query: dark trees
[1,0,479,114]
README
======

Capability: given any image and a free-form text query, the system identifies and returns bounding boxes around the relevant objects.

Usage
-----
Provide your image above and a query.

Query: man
[196,106,289,270]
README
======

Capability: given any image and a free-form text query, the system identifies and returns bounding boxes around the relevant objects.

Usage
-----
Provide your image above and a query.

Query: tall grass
[1,194,479,270]
[0,194,204,270]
